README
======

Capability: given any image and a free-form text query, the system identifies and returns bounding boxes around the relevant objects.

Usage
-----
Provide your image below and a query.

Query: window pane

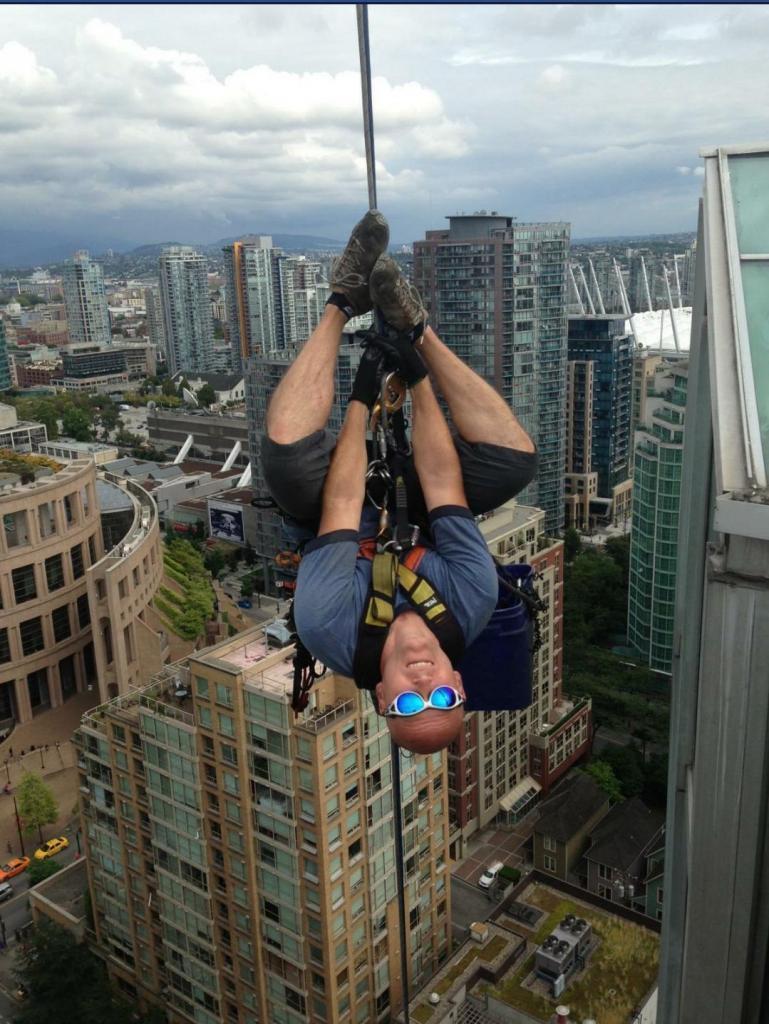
[52,605,71,644]
[0,629,10,664]
[45,554,65,592]
[20,616,45,655]
[77,594,91,628]
[70,544,85,579]
[12,565,37,604]
[739,261,769,471]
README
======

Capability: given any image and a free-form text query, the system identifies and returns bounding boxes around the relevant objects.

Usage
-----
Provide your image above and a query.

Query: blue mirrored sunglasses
[384,686,465,718]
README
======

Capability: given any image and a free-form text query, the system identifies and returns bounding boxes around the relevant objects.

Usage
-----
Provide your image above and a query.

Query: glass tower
[0,319,10,391]
[627,360,688,672]
[62,250,112,346]
[158,246,214,375]
[414,214,570,532]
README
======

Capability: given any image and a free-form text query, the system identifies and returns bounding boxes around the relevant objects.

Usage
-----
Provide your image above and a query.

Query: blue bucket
[459,563,534,712]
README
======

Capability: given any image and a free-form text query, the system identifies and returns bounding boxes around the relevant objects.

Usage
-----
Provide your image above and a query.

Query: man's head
[375,612,466,754]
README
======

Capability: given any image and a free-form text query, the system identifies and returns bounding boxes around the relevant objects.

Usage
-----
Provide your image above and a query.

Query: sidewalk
[0,690,97,859]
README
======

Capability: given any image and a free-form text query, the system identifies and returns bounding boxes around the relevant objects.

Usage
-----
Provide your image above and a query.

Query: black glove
[349,344,386,408]
[369,323,428,388]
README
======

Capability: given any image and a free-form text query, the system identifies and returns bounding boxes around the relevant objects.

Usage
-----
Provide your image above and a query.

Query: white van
[478,861,505,890]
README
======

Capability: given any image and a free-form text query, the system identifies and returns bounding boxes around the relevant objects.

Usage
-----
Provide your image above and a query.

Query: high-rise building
[62,250,111,346]
[565,315,633,528]
[446,502,591,858]
[414,213,570,531]
[76,626,450,1024]
[627,359,688,673]
[144,285,166,361]
[659,143,769,1024]
[224,239,329,372]
[0,318,10,391]
[159,247,214,375]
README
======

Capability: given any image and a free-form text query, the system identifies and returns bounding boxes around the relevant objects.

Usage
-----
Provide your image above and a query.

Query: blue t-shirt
[293,505,498,680]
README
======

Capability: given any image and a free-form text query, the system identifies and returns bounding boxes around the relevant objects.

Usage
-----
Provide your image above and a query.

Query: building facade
[147,408,249,469]
[77,627,451,1024]
[0,458,103,724]
[627,361,688,673]
[0,403,48,452]
[565,315,633,528]
[413,213,570,532]
[446,503,591,859]
[62,251,112,346]
[0,319,10,391]
[159,247,214,375]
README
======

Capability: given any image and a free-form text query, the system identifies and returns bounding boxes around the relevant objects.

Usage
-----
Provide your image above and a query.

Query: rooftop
[534,773,608,842]
[585,798,665,872]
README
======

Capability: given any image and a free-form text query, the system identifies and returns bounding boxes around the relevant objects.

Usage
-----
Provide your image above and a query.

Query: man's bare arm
[317,400,368,535]
[410,377,467,512]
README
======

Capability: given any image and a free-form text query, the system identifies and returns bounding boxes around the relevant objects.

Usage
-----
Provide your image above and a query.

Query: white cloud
[676,166,692,175]
[540,64,568,87]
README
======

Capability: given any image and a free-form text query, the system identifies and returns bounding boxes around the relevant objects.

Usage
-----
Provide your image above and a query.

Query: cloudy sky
[1,3,768,255]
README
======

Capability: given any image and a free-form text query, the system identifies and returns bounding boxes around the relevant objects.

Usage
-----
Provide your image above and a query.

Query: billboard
[209,504,245,545]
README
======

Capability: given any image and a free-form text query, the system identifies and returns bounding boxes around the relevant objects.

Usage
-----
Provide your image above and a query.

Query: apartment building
[446,503,591,858]
[414,213,570,532]
[159,246,214,375]
[62,250,111,346]
[77,627,451,1024]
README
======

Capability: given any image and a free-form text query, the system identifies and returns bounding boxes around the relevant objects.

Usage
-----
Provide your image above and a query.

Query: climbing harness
[352,543,465,691]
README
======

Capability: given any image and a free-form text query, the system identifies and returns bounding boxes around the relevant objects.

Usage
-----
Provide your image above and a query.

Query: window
[52,605,71,643]
[216,684,233,707]
[77,594,91,628]
[20,617,44,656]
[0,629,10,664]
[543,834,556,852]
[70,544,84,579]
[37,502,56,538]
[88,535,97,565]
[12,565,37,604]
[45,554,65,592]
[598,862,612,881]
[543,854,556,872]
[195,676,209,698]
[63,493,75,525]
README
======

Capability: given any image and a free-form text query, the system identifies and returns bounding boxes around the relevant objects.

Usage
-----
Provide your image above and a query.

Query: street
[450,875,507,941]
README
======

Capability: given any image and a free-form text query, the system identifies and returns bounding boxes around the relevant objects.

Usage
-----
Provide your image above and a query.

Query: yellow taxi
[33,836,69,860]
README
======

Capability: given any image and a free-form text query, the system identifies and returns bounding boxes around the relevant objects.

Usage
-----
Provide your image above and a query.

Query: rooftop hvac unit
[557,941,570,954]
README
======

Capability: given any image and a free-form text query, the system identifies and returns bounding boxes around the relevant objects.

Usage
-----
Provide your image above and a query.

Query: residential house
[533,773,610,880]
[584,797,665,911]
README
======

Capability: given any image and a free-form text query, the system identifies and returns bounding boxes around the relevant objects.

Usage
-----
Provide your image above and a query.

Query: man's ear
[374,681,386,714]
[453,670,465,698]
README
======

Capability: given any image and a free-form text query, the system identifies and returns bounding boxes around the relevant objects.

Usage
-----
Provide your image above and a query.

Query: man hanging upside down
[262,210,537,755]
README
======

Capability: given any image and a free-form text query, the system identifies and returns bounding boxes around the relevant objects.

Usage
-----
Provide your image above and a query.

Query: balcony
[296,698,354,733]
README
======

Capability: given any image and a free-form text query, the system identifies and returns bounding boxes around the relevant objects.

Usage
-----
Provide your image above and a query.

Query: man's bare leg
[419,325,534,452]
[266,306,346,444]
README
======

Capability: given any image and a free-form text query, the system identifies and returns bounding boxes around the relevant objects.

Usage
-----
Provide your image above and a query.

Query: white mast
[673,254,683,308]
[568,264,585,314]
[663,266,681,352]
[588,259,606,314]
[577,264,596,315]
[640,255,653,312]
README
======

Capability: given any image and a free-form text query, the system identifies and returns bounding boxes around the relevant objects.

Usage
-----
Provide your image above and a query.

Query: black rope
[356,4,377,209]
[390,740,411,1024]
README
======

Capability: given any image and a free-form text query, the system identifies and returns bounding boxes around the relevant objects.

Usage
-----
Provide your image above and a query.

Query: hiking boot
[330,210,390,316]
[369,255,426,335]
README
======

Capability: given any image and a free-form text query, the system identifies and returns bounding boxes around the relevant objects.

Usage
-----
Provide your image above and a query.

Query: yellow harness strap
[363,552,450,628]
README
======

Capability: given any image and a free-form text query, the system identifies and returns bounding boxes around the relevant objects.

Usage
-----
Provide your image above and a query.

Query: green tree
[582,760,623,803]
[196,383,217,408]
[241,577,254,599]
[61,406,93,442]
[161,377,177,397]
[27,858,63,886]
[564,526,582,563]
[597,746,645,798]
[16,772,58,844]
[204,548,226,579]
[227,548,242,571]
[14,919,152,1024]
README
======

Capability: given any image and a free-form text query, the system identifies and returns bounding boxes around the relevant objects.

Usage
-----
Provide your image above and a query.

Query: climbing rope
[355,7,411,1022]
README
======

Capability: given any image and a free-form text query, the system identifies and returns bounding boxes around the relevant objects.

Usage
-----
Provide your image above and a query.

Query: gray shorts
[261,429,538,530]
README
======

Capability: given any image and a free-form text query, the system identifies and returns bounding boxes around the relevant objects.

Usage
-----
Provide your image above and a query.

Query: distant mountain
[0,228,133,269]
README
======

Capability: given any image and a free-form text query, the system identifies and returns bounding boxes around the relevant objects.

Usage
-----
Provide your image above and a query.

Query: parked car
[33,836,69,860]
[479,861,505,890]
[237,599,253,609]
[0,857,30,882]
[266,619,292,647]
[0,882,13,902]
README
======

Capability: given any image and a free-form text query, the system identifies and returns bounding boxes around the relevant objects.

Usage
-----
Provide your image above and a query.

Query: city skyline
[2,4,767,255]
